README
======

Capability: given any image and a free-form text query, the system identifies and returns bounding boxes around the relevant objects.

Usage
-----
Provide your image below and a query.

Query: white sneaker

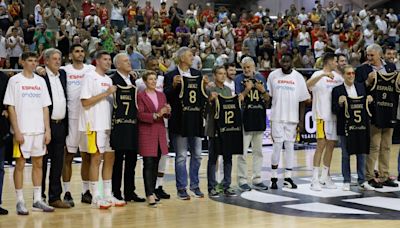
[320,176,337,189]
[91,196,111,209]
[104,196,126,207]
[310,178,322,191]
[359,181,375,191]
[342,183,351,191]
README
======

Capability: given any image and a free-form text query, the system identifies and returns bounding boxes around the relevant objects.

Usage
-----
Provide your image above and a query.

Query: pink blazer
[137,91,169,157]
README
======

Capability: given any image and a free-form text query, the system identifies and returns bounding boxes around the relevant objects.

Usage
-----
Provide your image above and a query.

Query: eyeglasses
[345,72,355,75]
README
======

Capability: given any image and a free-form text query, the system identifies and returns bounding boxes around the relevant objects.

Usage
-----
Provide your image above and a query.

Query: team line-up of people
[0,42,399,215]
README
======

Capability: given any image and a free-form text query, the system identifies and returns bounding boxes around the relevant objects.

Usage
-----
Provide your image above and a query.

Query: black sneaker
[368,179,383,188]
[239,184,252,191]
[155,186,171,199]
[224,188,237,197]
[191,188,205,198]
[270,178,278,190]
[284,178,298,189]
[382,179,399,187]
[208,189,220,198]
[64,191,75,207]
[177,189,190,200]
[81,190,92,204]
[253,182,268,191]
[0,206,8,215]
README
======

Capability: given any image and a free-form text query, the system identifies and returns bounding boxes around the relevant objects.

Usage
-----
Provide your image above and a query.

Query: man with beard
[267,54,310,189]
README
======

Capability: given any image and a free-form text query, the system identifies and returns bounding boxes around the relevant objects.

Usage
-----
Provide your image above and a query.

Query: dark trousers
[207,137,232,191]
[112,150,138,198]
[0,145,4,205]
[142,148,161,197]
[9,57,20,69]
[42,121,67,203]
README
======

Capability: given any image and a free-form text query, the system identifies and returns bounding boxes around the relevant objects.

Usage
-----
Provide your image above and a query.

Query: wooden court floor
[1,145,400,227]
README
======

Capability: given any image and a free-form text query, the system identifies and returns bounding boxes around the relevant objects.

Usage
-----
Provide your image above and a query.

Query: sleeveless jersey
[111,85,138,150]
[369,72,400,128]
[344,96,372,155]
[215,95,243,155]
[179,76,208,137]
[242,78,267,131]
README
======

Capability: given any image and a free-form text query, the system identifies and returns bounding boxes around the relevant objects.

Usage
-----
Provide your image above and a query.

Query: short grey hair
[44,48,62,60]
[176,47,191,63]
[241,56,255,66]
[366,44,383,56]
[113,53,129,68]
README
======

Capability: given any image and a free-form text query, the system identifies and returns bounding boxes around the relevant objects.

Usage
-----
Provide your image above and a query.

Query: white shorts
[66,119,87,153]
[271,122,297,143]
[14,134,46,159]
[82,130,113,154]
[316,119,338,141]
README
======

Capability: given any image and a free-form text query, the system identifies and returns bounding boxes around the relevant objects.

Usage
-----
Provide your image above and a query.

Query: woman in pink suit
[137,71,171,206]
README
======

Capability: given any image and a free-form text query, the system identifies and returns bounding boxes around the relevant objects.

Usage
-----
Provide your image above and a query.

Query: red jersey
[126,6,137,22]
[82,1,95,17]
[98,7,108,25]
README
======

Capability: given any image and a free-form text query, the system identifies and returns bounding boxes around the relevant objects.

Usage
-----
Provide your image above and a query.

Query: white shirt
[345,83,357,98]
[110,5,124,21]
[135,75,164,92]
[46,67,66,120]
[314,41,325,58]
[0,36,7,58]
[298,32,311,46]
[191,55,202,70]
[8,36,24,58]
[267,69,310,123]
[84,15,101,27]
[117,71,133,86]
[62,64,96,119]
[137,39,152,57]
[3,73,52,134]
[375,18,387,34]
[224,79,235,96]
[363,29,374,46]
[309,70,344,121]
[34,4,43,25]
[79,71,113,131]
[298,13,309,23]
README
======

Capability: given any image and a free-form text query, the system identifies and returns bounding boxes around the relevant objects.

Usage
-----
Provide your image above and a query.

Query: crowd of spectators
[0,0,399,73]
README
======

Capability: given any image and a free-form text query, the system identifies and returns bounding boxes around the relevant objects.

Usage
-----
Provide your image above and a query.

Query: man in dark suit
[0,71,9,215]
[41,48,71,208]
[164,47,208,200]
[355,44,398,188]
[332,64,375,191]
[110,53,145,203]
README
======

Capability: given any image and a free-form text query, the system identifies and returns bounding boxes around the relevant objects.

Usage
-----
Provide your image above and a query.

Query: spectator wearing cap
[84,7,101,28]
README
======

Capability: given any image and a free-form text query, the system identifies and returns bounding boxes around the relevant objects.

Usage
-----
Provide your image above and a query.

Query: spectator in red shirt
[97,2,109,25]
[82,0,96,17]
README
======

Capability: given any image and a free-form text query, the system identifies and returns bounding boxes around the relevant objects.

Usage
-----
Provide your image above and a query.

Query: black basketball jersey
[242,78,267,131]
[215,95,243,155]
[111,85,138,150]
[344,96,371,155]
[179,75,208,137]
[369,72,400,128]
